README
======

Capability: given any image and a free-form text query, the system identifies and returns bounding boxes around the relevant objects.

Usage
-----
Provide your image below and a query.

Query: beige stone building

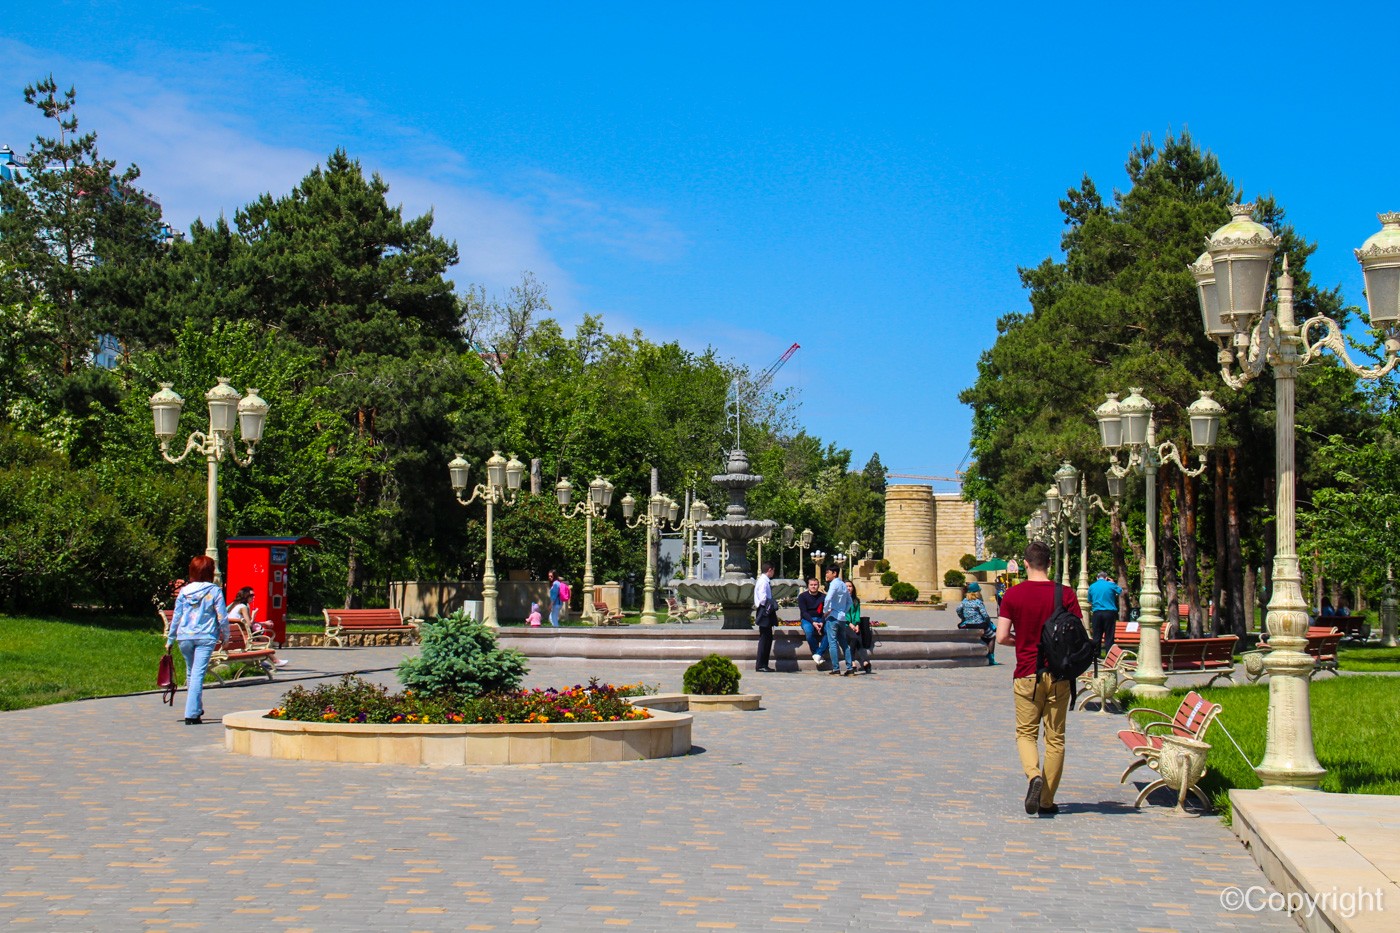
[856,485,977,603]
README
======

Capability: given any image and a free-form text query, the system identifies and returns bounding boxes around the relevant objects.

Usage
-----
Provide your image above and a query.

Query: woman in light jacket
[166,555,229,724]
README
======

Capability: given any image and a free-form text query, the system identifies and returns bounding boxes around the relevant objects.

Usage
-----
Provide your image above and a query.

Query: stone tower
[883,486,937,595]
[877,485,979,600]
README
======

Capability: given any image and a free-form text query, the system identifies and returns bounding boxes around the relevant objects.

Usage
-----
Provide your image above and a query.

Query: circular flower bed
[267,675,653,726]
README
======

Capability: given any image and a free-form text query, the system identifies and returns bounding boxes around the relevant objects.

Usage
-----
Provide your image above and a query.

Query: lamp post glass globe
[1054,462,1079,499]
[1096,393,1123,448]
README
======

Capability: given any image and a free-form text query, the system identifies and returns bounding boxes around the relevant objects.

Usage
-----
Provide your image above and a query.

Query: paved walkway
[0,646,1298,931]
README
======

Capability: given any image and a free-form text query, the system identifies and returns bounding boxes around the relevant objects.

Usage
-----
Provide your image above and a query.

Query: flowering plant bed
[267,675,651,725]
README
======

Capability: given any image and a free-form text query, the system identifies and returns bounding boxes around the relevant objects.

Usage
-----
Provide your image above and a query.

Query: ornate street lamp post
[679,499,711,583]
[1189,206,1400,788]
[448,450,526,627]
[150,379,269,585]
[789,527,812,580]
[556,476,614,622]
[1047,462,1116,616]
[1095,388,1222,697]
[811,550,826,584]
[623,492,679,624]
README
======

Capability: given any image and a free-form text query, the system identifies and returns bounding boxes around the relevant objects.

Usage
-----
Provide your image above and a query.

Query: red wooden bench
[1245,627,1343,681]
[322,608,420,647]
[1156,635,1237,686]
[1114,620,1141,650]
[1076,644,1138,711]
[209,622,277,682]
[1328,615,1371,643]
[1117,690,1224,783]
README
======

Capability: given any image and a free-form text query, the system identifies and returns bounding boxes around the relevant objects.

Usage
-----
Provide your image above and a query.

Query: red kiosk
[225,535,320,646]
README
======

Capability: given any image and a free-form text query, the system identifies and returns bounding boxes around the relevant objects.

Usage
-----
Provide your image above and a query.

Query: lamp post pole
[811,550,826,586]
[150,379,269,585]
[1096,389,1222,697]
[625,493,678,624]
[448,451,526,627]
[1190,206,1400,787]
[557,476,615,622]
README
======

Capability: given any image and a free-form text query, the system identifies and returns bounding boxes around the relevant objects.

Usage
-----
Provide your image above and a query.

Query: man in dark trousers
[1087,571,1122,656]
[753,561,778,672]
[795,577,825,667]
[996,540,1083,816]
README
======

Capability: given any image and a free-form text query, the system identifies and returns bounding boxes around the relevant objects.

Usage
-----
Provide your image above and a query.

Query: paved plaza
[0,628,1306,933]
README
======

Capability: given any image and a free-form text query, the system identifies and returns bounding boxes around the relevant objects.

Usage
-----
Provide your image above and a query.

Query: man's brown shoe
[1024,776,1043,814]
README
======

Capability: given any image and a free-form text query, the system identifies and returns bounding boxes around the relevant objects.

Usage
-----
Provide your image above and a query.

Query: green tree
[0,76,166,373]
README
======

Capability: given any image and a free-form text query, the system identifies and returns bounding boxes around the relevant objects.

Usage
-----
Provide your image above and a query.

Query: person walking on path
[956,582,998,665]
[1087,571,1122,656]
[547,570,564,627]
[822,566,855,675]
[796,577,826,667]
[996,540,1083,816]
[753,561,778,672]
[166,556,229,725]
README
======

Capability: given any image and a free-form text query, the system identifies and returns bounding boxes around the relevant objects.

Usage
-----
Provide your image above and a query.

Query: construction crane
[727,342,800,447]
[888,472,963,485]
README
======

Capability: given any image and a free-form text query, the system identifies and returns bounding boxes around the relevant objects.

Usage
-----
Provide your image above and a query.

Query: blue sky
[4,2,1397,485]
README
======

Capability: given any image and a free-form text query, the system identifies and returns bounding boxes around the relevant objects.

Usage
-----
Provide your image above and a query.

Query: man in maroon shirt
[996,540,1083,816]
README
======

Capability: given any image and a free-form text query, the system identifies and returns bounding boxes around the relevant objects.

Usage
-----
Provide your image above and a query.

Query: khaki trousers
[1014,672,1070,806]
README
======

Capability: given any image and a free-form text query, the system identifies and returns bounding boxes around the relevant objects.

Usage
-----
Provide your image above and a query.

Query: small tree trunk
[1159,469,1179,639]
[1226,448,1246,638]
[1180,469,1203,638]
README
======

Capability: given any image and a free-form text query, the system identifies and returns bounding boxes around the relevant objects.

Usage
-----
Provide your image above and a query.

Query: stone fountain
[676,448,800,629]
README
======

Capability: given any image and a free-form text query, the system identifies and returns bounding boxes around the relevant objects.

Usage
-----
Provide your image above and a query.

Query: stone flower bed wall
[630,693,761,712]
[223,707,692,765]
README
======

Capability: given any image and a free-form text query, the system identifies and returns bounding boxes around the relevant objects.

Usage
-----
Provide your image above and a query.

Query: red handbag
[157,648,176,706]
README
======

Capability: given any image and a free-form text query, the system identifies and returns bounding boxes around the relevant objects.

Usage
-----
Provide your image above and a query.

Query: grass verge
[1121,676,1400,823]
[0,612,167,711]
[1337,646,1400,672]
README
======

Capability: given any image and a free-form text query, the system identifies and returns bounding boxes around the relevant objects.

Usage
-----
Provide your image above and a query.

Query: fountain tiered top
[676,448,796,629]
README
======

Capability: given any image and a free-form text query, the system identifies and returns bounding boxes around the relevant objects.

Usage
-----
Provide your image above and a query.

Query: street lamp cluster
[150,378,270,584]
[1044,208,1398,790]
[1093,388,1222,696]
[555,476,616,623]
[782,525,813,580]
[622,491,682,624]
[1185,205,1400,789]
[448,451,527,627]
[1044,461,1116,613]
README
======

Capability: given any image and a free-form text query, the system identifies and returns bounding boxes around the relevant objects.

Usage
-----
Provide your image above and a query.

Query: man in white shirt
[753,561,778,672]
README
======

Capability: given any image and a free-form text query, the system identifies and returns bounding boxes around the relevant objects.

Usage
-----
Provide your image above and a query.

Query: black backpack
[1037,582,1096,708]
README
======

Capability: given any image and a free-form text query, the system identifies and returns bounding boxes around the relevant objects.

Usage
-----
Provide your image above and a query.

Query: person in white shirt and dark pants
[753,562,778,672]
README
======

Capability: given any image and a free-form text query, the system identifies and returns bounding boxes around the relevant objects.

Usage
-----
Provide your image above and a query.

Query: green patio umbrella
[967,558,1009,573]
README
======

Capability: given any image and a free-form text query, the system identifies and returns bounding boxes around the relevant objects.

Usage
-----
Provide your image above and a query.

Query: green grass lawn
[0,611,168,711]
[1121,676,1400,823]
[1338,645,1400,671]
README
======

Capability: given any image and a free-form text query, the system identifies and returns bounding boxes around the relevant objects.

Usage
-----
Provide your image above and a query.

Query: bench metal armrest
[1124,707,1170,730]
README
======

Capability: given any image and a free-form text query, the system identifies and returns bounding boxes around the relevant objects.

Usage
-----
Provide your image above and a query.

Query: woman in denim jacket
[166,556,229,724]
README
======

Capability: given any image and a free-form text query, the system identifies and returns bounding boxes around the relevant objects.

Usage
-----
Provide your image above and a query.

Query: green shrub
[943,569,965,588]
[683,653,741,695]
[876,558,890,573]
[397,609,529,697]
[880,570,899,586]
[959,553,978,571]
[889,581,919,602]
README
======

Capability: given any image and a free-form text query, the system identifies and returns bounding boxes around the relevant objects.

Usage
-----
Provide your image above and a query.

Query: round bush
[959,553,979,571]
[943,569,966,588]
[876,558,891,573]
[889,581,919,602]
[880,570,899,586]
[683,653,741,695]
[397,609,529,697]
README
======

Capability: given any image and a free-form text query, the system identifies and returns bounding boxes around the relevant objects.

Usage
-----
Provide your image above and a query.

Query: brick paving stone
[0,645,1294,931]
